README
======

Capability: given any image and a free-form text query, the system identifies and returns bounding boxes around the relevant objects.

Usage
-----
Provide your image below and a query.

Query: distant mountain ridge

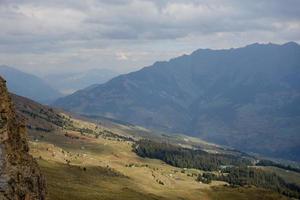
[0,65,62,104]
[54,42,300,161]
[44,68,118,95]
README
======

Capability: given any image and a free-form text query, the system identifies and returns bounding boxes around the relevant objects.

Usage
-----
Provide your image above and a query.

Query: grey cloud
[0,0,299,74]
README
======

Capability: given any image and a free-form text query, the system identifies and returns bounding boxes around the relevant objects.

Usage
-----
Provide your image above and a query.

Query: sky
[0,0,300,76]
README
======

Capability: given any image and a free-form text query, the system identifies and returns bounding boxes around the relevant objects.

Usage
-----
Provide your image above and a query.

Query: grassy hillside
[12,94,297,200]
[207,187,288,200]
[28,126,212,200]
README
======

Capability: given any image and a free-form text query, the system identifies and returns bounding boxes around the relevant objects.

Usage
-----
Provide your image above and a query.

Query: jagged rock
[0,76,46,200]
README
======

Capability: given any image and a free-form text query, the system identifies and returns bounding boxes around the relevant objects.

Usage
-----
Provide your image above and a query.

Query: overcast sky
[0,0,299,76]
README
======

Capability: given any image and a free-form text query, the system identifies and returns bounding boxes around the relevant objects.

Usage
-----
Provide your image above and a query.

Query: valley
[54,42,300,161]
[1,1,299,199]
[12,94,298,200]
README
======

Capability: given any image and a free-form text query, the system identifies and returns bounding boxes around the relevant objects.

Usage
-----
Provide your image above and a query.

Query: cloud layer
[0,0,299,75]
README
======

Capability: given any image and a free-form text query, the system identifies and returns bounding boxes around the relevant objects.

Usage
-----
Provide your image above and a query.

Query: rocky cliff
[0,76,46,199]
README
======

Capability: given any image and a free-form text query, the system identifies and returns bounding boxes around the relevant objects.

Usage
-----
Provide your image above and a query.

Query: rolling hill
[54,42,300,161]
[0,65,62,103]
[12,92,299,200]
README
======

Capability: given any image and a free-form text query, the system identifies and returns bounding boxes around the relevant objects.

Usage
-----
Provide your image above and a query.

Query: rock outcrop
[0,76,46,199]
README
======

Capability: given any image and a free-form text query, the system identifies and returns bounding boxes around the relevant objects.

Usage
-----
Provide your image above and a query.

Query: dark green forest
[198,167,300,198]
[134,139,300,198]
[134,139,252,171]
[256,160,300,173]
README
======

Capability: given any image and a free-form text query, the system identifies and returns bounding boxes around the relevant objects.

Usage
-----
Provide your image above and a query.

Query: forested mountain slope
[54,42,300,161]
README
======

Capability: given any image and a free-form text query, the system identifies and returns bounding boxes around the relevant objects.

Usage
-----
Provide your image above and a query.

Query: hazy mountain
[13,80,297,200]
[54,42,300,161]
[44,68,118,95]
[0,65,62,104]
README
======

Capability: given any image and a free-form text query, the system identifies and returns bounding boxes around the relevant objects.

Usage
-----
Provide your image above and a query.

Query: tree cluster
[134,139,251,171]
[256,160,300,173]
[198,167,300,198]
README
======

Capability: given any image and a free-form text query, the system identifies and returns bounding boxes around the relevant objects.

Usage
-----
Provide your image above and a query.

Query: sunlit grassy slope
[30,130,289,200]
[29,130,211,200]
[28,129,289,200]
[13,94,294,200]
[207,187,288,200]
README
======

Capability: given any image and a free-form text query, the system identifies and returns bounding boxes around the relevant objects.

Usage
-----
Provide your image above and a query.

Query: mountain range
[54,42,300,161]
[44,69,118,95]
[0,65,62,104]
[11,80,298,200]
[0,66,118,103]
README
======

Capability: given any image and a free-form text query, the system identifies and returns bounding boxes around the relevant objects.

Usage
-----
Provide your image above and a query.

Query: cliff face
[0,76,46,199]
